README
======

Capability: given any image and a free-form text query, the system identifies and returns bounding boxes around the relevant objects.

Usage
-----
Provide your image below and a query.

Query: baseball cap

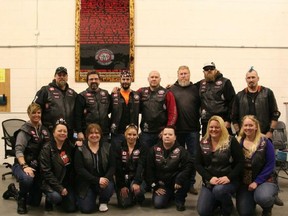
[203,62,216,70]
[55,66,68,75]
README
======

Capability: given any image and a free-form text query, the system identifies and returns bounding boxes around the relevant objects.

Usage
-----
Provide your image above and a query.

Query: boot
[262,207,272,216]
[45,198,53,211]
[17,196,28,214]
[2,183,19,200]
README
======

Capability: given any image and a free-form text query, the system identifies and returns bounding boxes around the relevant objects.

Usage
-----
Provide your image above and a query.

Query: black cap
[55,66,68,75]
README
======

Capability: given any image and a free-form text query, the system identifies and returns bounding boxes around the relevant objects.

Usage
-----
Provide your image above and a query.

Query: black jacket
[115,140,147,189]
[39,139,75,194]
[146,141,193,188]
[74,140,115,198]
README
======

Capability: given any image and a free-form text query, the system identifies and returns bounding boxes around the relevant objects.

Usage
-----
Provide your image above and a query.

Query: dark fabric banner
[75,0,134,82]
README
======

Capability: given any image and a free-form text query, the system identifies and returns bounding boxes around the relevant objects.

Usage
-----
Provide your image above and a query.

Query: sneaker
[189,185,198,195]
[99,203,108,212]
[274,195,284,206]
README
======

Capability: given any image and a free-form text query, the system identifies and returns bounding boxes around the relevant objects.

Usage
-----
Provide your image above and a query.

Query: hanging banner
[75,0,135,82]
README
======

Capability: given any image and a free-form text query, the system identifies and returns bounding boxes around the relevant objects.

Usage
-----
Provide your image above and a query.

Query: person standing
[231,66,283,206]
[195,116,244,216]
[146,125,193,211]
[110,70,140,147]
[169,65,201,195]
[236,115,277,216]
[138,70,177,148]
[13,103,50,214]
[196,62,236,135]
[74,71,111,142]
[33,66,77,140]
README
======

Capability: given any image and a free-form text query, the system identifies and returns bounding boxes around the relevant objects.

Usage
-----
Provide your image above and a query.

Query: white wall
[1,0,288,159]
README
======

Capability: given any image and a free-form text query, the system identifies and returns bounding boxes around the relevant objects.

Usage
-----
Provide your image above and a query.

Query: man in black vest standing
[33,66,77,140]
[231,67,283,206]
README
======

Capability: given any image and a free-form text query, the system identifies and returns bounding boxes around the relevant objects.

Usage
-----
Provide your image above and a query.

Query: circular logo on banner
[95,49,114,66]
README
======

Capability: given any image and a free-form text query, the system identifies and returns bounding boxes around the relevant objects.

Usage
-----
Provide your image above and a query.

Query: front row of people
[9,103,278,215]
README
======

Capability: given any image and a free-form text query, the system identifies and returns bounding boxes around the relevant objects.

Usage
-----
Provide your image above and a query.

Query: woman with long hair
[195,115,244,216]
[236,115,277,216]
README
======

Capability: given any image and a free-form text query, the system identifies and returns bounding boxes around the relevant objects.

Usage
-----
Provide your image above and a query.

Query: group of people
[3,62,283,216]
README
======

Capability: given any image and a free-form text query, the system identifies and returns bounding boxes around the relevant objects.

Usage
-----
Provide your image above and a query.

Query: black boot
[2,183,19,200]
[45,198,53,211]
[17,196,28,214]
[262,207,272,216]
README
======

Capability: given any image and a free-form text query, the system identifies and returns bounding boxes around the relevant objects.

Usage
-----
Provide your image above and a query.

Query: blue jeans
[236,182,278,216]
[116,180,146,208]
[197,182,239,216]
[152,180,190,209]
[45,185,77,212]
[139,132,160,148]
[12,163,42,206]
[77,181,114,213]
[176,132,199,186]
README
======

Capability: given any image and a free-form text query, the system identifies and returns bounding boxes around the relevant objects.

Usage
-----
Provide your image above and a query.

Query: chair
[2,118,26,180]
[272,121,288,179]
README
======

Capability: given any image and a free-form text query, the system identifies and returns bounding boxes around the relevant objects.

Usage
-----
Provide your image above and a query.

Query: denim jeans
[77,181,114,213]
[176,132,199,186]
[197,182,239,216]
[45,185,77,212]
[236,182,278,216]
[116,180,146,208]
[12,163,42,206]
[152,179,190,209]
[139,132,160,148]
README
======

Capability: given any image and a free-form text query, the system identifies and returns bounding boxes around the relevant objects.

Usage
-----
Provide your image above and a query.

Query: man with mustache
[110,70,140,147]
[196,62,236,136]
[231,66,283,206]
[74,71,111,142]
[33,66,77,140]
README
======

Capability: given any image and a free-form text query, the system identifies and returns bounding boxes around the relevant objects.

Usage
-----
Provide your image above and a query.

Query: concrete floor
[1,165,287,216]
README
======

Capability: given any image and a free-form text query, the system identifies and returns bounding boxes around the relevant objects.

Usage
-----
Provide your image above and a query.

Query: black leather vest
[199,77,228,122]
[80,88,110,134]
[140,86,167,133]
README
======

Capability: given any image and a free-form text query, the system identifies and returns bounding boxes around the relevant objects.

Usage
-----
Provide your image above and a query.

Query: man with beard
[110,70,140,147]
[231,66,283,206]
[169,65,201,195]
[196,62,236,135]
[74,71,111,142]
[33,66,77,140]
[138,70,177,148]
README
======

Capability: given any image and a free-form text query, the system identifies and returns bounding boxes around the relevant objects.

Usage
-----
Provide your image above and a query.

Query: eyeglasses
[125,123,138,131]
[203,66,215,71]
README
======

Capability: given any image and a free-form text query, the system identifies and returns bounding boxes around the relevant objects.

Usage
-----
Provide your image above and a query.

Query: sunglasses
[203,66,215,71]
[125,123,138,131]
[55,118,67,125]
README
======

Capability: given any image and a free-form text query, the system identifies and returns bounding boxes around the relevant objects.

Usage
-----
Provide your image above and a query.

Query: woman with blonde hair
[195,115,244,216]
[236,115,277,216]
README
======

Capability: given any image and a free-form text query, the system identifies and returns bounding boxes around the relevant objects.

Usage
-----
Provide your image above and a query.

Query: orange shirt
[120,89,130,105]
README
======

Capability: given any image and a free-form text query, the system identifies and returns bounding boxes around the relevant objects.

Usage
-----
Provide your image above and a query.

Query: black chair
[2,118,26,180]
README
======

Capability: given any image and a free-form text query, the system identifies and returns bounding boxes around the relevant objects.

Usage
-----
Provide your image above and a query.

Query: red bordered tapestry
[75,0,134,82]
